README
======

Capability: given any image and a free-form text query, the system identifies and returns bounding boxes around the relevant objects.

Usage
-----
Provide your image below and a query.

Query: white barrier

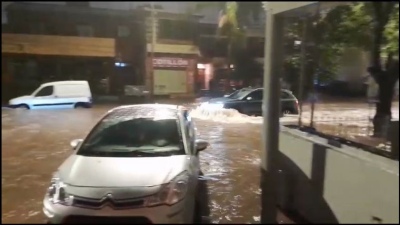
[277,126,399,223]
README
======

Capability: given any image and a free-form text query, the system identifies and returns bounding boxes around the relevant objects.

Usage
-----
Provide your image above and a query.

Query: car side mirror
[224,94,229,97]
[196,139,209,152]
[70,139,83,150]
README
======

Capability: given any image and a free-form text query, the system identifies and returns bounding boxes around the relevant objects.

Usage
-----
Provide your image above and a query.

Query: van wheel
[74,103,87,109]
[16,104,30,110]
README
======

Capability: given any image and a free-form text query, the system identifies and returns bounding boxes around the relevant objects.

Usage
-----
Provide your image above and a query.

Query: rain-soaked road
[2,101,399,224]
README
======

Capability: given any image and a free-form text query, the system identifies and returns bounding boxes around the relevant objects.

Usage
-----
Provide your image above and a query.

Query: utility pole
[298,18,308,127]
[149,2,156,100]
[261,4,284,224]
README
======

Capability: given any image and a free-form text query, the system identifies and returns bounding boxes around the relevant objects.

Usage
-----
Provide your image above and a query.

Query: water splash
[190,107,298,124]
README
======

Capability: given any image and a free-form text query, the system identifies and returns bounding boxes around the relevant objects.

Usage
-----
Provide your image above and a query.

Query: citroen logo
[104,193,113,200]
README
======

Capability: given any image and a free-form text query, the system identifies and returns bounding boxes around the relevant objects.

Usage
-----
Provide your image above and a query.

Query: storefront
[146,53,197,97]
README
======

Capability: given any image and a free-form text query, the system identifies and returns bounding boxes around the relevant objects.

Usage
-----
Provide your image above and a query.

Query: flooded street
[2,101,398,224]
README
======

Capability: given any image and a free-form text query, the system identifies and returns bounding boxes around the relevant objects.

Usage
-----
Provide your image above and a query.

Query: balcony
[2,33,115,57]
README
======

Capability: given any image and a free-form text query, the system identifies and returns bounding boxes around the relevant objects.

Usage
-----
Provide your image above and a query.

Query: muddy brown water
[1,105,264,224]
[2,101,398,223]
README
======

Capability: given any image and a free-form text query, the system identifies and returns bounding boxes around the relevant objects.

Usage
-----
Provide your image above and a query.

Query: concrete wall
[277,126,399,223]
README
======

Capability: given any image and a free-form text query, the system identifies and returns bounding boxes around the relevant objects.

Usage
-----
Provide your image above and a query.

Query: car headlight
[200,102,209,108]
[145,172,190,207]
[46,174,73,206]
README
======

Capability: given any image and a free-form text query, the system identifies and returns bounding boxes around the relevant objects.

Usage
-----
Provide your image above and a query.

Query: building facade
[1,2,217,99]
[2,2,148,101]
[1,2,266,100]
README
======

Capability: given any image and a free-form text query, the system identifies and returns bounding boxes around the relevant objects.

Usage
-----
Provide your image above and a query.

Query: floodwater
[1,101,398,224]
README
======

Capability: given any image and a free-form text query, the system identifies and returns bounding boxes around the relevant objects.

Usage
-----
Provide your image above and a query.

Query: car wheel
[235,107,243,114]
[74,103,87,109]
[282,109,292,115]
[193,198,202,224]
[16,104,30,110]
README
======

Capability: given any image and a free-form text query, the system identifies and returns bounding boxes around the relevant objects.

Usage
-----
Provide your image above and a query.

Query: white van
[8,81,92,110]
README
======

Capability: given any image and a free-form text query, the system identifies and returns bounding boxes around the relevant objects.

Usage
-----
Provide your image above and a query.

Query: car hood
[208,97,236,104]
[10,95,32,102]
[58,155,190,187]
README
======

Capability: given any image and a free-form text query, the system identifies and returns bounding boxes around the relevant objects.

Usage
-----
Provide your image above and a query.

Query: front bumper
[43,196,193,224]
[3,104,17,109]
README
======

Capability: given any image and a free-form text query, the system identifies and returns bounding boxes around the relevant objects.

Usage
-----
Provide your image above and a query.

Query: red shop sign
[153,57,189,68]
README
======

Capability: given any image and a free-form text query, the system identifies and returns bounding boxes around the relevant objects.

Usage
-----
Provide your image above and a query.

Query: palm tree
[193,2,244,70]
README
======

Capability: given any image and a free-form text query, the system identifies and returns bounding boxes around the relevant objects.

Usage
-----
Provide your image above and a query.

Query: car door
[181,113,201,202]
[280,91,294,112]
[242,89,263,115]
[30,85,58,109]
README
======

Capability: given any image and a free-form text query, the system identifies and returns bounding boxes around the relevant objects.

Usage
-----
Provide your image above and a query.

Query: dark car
[200,88,299,116]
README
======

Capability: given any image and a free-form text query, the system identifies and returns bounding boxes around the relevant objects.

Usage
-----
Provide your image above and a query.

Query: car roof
[41,80,89,86]
[245,87,293,93]
[105,104,183,121]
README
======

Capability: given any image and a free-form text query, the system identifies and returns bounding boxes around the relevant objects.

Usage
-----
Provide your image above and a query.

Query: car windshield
[228,89,253,99]
[77,117,184,157]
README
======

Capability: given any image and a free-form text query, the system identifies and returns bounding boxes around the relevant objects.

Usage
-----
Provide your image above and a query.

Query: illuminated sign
[153,57,189,68]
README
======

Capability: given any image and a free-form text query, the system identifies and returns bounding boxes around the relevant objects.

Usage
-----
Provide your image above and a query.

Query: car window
[281,91,293,99]
[35,86,54,97]
[230,89,252,99]
[77,118,185,157]
[246,90,263,101]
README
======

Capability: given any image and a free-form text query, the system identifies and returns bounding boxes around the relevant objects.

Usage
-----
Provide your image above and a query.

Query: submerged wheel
[74,103,88,109]
[193,198,202,224]
[16,104,30,110]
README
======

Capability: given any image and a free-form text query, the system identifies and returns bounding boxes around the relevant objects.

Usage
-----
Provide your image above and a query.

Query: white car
[8,80,92,110]
[43,104,209,224]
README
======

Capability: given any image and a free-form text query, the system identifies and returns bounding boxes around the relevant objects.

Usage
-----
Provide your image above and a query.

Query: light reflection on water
[3,102,396,223]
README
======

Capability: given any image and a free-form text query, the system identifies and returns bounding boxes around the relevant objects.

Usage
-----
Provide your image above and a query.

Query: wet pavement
[1,101,399,224]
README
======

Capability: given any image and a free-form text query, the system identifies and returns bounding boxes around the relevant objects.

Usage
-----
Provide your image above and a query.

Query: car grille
[73,196,145,209]
[63,216,152,224]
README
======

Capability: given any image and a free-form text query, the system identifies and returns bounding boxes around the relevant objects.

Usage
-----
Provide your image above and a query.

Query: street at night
[2,101,398,224]
[1,1,399,223]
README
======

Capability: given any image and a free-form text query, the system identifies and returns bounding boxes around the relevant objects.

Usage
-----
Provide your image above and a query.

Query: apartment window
[77,25,94,37]
[117,25,130,37]
[158,19,195,41]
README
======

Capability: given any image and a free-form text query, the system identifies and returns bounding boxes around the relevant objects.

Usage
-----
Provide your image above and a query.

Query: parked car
[42,104,209,224]
[8,80,92,110]
[200,88,299,116]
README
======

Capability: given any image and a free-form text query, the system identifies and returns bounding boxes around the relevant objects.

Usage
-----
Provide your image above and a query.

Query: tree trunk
[373,75,396,137]
[369,4,392,137]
